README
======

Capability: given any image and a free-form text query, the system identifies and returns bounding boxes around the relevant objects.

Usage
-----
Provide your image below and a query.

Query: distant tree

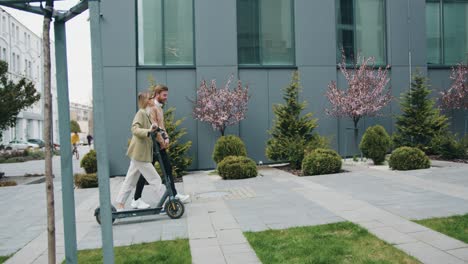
[70,120,81,133]
[0,61,40,141]
[192,75,249,136]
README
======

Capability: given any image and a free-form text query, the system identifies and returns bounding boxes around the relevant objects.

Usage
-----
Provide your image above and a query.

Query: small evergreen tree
[393,73,449,153]
[163,107,192,178]
[266,71,319,169]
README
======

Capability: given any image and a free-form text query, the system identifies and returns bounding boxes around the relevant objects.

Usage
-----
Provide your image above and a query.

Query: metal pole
[407,0,412,87]
[54,21,77,263]
[88,1,115,263]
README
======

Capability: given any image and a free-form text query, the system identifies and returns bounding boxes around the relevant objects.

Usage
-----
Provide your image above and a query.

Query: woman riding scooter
[131,85,189,209]
[115,92,166,211]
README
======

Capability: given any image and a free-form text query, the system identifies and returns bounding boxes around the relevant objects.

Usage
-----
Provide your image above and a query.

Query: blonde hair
[137,92,150,109]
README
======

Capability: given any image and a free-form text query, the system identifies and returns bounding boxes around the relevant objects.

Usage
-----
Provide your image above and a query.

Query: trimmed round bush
[359,125,391,165]
[217,156,257,180]
[212,135,247,164]
[74,173,98,188]
[389,147,430,170]
[302,148,342,175]
[80,150,97,174]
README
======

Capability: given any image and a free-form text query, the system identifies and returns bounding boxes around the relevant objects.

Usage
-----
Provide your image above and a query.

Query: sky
[3,0,92,106]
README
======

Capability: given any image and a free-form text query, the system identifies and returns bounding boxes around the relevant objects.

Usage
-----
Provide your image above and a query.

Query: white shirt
[154,99,163,108]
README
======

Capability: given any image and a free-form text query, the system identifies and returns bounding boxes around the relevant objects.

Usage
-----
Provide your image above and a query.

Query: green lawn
[414,214,468,243]
[244,222,420,264]
[68,239,191,264]
[0,255,11,264]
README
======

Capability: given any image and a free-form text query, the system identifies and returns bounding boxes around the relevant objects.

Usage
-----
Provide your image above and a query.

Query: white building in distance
[0,7,59,145]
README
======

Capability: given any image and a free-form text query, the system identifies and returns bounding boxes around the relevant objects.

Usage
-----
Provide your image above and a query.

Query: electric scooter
[94,128,185,224]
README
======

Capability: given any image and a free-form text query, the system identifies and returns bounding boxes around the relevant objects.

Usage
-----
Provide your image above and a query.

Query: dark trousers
[134,148,177,200]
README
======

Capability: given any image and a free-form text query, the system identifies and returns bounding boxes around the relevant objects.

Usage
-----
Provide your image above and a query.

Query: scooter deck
[113,207,164,219]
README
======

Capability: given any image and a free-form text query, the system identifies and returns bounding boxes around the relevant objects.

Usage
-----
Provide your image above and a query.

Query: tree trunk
[353,117,360,156]
[43,1,55,263]
[220,126,225,136]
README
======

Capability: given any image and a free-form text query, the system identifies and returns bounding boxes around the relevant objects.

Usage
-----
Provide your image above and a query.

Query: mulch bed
[275,164,349,176]
[275,165,303,176]
[0,176,17,187]
[428,155,468,164]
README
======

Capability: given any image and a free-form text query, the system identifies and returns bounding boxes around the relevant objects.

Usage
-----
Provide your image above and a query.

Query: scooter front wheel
[94,206,117,225]
[165,199,184,219]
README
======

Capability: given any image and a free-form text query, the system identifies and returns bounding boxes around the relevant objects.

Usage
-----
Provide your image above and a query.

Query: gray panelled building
[100,0,467,176]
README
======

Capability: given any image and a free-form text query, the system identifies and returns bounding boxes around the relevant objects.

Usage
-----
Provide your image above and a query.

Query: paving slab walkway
[184,163,468,264]
[4,178,187,264]
[184,172,261,264]
[2,159,468,263]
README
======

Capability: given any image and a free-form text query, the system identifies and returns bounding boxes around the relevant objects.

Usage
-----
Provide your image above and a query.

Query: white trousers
[115,159,165,205]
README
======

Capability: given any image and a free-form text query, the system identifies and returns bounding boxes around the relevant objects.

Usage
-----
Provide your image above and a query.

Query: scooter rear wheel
[95,206,117,225]
[165,199,184,219]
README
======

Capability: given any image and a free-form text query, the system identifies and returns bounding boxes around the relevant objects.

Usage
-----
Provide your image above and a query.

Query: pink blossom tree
[326,53,392,152]
[192,75,249,136]
[440,63,468,110]
[440,63,468,134]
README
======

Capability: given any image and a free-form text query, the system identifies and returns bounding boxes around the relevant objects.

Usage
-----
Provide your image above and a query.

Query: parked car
[27,139,45,148]
[5,140,39,150]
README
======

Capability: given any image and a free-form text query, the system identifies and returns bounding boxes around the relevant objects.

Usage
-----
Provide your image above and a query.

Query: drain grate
[196,191,230,200]
[195,187,257,201]
[223,187,256,200]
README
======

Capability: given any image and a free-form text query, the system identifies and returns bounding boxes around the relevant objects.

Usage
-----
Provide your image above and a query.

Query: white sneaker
[130,199,150,209]
[175,193,190,203]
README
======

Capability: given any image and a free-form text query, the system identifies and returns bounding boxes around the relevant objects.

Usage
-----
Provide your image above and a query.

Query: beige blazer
[126,109,153,162]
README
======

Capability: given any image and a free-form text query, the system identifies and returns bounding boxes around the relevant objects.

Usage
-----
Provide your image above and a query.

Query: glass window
[336,0,386,65]
[426,0,441,64]
[444,0,468,64]
[237,0,295,66]
[427,0,468,65]
[2,17,5,34]
[12,52,15,72]
[137,0,194,66]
